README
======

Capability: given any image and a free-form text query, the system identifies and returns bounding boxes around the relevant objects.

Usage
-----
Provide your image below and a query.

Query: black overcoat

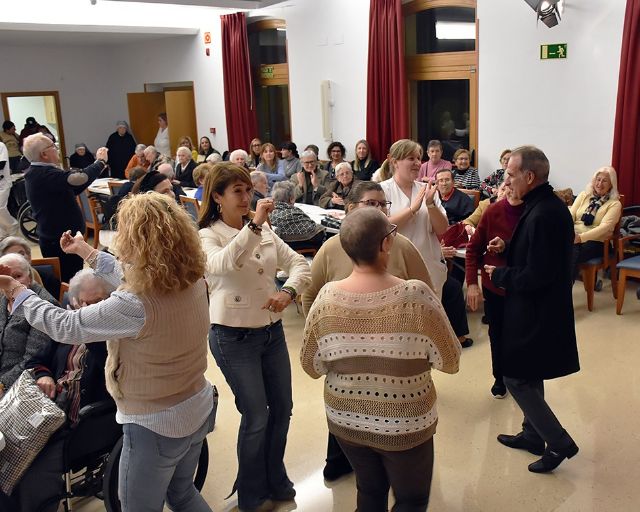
[492,182,580,380]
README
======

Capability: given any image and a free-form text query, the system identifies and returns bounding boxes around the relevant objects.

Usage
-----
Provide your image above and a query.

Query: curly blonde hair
[113,192,205,295]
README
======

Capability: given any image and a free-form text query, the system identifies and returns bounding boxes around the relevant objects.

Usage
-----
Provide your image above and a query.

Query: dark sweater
[440,188,474,224]
[465,199,525,295]
[175,160,197,188]
[24,161,106,241]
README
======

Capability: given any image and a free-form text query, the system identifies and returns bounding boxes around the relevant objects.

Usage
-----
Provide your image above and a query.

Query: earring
[216,202,221,213]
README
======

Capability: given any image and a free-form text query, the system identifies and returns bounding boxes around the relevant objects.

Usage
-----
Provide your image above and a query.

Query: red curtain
[612,0,640,205]
[221,12,258,151]
[366,0,409,162]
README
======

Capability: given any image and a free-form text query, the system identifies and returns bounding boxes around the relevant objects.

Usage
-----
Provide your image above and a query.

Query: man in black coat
[22,134,109,282]
[485,145,580,474]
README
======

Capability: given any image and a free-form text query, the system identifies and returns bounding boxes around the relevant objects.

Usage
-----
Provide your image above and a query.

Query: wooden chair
[579,194,624,311]
[459,188,480,208]
[615,203,640,314]
[77,191,103,248]
[59,281,70,305]
[107,180,126,195]
[179,195,200,221]
[31,257,61,282]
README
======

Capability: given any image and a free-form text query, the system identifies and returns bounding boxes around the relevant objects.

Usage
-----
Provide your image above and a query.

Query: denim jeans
[119,409,215,512]
[209,321,294,510]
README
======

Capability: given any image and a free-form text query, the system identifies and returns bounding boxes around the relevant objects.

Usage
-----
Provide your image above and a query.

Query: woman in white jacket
[198,163,311,512]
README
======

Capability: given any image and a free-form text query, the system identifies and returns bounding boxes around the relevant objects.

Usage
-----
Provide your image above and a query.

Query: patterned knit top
[301,279,461,452]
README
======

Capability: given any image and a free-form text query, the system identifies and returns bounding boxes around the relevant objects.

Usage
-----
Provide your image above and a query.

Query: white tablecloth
[88,178,197,198]
[295,203,344,234]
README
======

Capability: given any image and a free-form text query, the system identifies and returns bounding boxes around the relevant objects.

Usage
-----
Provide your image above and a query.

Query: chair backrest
[107,180,125,195]
[77,190,94,224]
[59,281,70,306]
[459,188,480,208]
[179,195,200,221]
[31,257,62,282]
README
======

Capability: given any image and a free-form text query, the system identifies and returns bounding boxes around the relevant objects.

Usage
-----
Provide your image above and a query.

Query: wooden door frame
[1,90,67,160]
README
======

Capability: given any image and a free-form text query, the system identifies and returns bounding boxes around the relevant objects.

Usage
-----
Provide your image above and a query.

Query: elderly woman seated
[270,181,326,252]
[291,150,330,205]
[175,146,197,188]
[10,270,115,512]
[0,253,55,396]
[69,143,95,169]
[0,236,59,295]
[319,162,360,210]
[250,170,270,210]
[570,166,622,279]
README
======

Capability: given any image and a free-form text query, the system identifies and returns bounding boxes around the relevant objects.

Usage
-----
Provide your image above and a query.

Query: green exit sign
[540,43,567,60]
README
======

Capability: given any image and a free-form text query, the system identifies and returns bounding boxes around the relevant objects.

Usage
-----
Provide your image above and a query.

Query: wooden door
[165,90,197,156]
[127,92,166,147]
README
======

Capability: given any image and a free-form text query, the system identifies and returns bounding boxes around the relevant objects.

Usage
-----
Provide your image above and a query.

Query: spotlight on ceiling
[523,0,564,28]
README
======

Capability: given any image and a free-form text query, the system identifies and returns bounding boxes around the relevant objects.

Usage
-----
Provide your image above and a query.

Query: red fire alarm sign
[204,32,212,44]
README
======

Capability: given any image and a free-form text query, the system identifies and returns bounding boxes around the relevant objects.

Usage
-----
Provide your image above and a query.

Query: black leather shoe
[528,442,579,473]
[460,337,474,348]
[271,486,296,501]
[323,460,353,481]
[497,432,545,456]
[491,380,507,399]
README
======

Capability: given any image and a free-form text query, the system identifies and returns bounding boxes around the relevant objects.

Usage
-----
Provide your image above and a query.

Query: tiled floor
[68,279,640,511]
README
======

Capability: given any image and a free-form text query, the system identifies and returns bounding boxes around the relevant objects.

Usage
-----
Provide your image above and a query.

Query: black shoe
[528,442,579,473]
[270,486,296,501]
[481,315,489,325]
[323,460,353,481]
[491,380,507,399]
[460,337,474,348]
[497,432,545,456]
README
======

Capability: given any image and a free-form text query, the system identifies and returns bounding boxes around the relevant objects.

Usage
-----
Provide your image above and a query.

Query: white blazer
[200,220,311,328]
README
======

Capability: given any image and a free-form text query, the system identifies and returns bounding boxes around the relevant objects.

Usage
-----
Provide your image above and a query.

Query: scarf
[583,193,610,222]
[56,344,88,425]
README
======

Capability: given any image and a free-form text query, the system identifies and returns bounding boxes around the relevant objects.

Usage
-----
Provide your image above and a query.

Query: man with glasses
[302,181,433,483]
[291,149,329,206]
[22,134,108,282]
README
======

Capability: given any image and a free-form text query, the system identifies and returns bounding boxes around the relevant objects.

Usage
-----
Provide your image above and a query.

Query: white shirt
[380,178,448,296]
[154,126,171,157]
[200,220,311,327]
[0,142,10,189]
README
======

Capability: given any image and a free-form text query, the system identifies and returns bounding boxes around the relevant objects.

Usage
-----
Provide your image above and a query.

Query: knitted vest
[105,279,209,415]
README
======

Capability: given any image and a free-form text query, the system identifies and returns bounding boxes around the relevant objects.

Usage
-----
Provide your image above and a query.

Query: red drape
[612,0,640,205]
[366,0,409,162]
[221,12,258,151]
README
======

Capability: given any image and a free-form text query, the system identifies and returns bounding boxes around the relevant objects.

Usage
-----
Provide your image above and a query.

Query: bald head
[340,207,391,265]
[157,163,174,178]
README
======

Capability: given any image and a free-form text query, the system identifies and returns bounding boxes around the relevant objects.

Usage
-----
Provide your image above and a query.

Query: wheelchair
[30,399,209,512]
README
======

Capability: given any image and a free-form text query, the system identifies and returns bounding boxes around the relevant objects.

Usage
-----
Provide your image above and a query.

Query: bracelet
[426,202,437,209]
[85,249,100,268]
[281,286,297,300]
[248,221,262,235]
[8,283,27,299]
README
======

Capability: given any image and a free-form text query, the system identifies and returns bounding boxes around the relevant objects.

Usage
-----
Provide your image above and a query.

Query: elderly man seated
[270,181,326,252]
[157,162,186,200]
[436,168,474,225]
[0,254,56,397]
[250,170,269,210]
[291,149,330,206]
[11,269,115,512]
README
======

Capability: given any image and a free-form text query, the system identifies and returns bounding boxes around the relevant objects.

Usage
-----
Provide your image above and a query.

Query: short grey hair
[176,146,191,157]
[0,236,31,257]
[250,170,267,186]
[271,181,295,203]
[144,146,158,158]
[335,162,353,175]
[230,149,249,163]
[300,149,317,161]
[206,153,222,164]
[22,134,53,162]
[135,144,146,155]
[157,163,174,178]
[0,253,31,276]
[68,269,116,303]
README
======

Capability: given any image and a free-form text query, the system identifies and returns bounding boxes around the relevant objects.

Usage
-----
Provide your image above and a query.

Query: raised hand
[253,198,275,226]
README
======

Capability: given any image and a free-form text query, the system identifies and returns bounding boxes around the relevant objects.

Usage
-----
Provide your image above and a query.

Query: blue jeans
[119,409,215,512]
[209,321,293,510]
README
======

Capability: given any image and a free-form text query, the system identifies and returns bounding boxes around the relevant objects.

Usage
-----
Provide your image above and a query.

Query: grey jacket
[0,283,56,390]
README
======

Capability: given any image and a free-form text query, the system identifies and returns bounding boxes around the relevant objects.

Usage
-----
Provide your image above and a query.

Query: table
[295,203,344,234]
[88,178,197,199]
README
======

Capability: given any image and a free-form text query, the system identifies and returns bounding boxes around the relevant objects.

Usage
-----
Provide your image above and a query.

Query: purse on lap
[0,370,66,495]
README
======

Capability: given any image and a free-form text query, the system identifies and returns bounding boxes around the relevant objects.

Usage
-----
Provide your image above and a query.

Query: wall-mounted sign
[260,65,274,79]
[204,32,211,45]
[540,43,567,60]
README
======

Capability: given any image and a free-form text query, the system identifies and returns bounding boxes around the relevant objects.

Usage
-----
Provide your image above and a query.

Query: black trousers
[503,377,575,450]
[39,237,84,283]
[572,240,605,280]
[441,275,469,337]
[483,287,505,380]
[337,436,434,512]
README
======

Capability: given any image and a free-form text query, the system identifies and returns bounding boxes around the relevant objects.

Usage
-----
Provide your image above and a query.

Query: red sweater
[465,199,524,295]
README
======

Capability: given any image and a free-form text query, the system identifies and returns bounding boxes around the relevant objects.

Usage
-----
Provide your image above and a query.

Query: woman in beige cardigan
[569,166,622,278]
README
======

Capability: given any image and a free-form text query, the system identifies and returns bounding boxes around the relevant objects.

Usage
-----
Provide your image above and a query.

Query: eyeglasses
[355,199,392,209]
[380,223,398,250]
[302,160,316,165]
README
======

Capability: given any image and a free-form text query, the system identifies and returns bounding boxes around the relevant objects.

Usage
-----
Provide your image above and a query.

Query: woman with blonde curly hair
[0,192,216,512]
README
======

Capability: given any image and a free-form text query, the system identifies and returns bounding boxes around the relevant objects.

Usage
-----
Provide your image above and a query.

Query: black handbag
[321,216,342,230]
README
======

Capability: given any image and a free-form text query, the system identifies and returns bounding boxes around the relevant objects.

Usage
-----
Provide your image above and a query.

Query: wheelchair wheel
[103,436,209,511]
[18,202,39,243]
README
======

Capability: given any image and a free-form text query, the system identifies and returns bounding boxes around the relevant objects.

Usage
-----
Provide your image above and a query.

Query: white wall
[250,0,370,161]
[477,0,626,191]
